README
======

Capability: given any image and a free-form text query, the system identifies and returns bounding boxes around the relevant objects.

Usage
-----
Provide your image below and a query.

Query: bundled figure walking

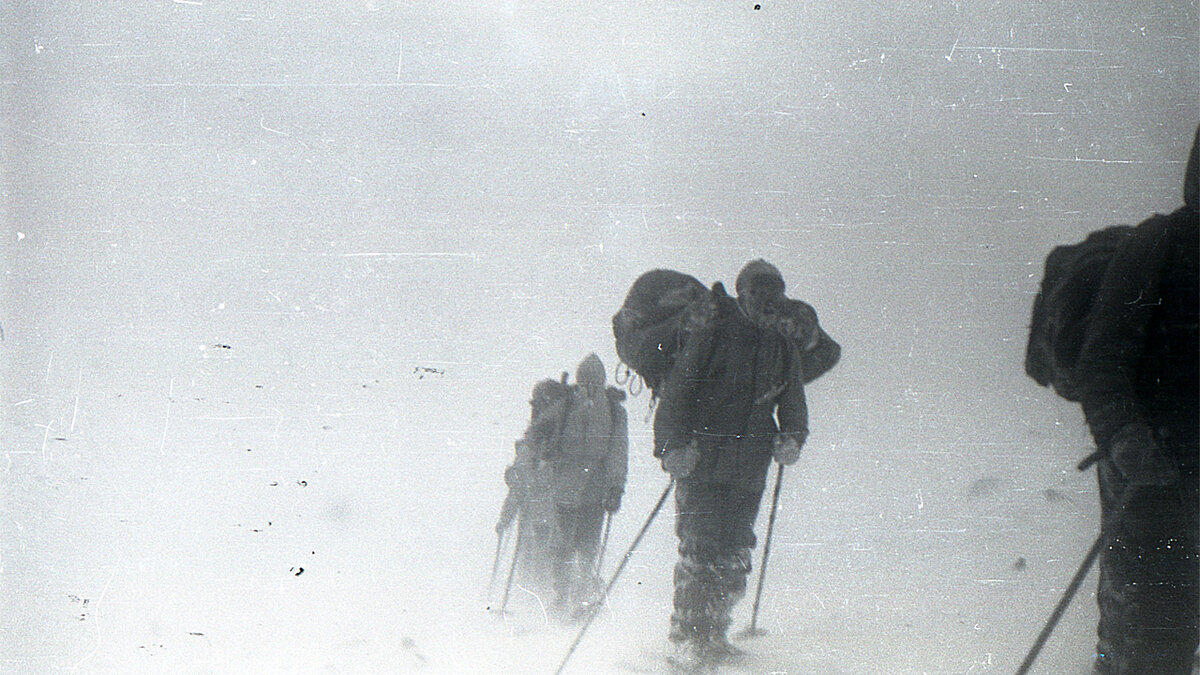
[620,259,839,668]
[495,354,628,621]
[495,376,567,596]
[1026,128,1198,674]
[549,354,628,620]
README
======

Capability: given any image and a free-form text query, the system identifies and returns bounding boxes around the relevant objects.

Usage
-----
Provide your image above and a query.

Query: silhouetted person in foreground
[1076,130,1198,675]
[1029,128,1198,674]
[653,260,835,668]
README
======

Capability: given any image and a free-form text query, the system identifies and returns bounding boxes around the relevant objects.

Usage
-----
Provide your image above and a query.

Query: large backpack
[760,297,841,384]
[612,269,711,394]
[613,269,842,393]
[1025,225,1133,401]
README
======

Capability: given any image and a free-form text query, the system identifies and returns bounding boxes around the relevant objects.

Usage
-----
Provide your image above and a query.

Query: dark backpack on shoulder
[524,375,573,454]
[763,297,841,384]
[612,269,711,394]
[1025,225,1133,401]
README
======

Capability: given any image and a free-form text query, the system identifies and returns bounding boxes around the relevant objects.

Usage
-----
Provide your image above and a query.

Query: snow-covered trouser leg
[516,501,556,594]
[1093,461,1199,675]
[670,481,762,643]
[552,505,606,610]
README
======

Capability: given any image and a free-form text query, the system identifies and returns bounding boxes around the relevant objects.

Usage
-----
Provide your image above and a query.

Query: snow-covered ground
[3,3,1197,673]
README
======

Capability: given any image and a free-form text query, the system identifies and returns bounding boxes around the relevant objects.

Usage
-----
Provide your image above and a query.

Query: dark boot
[670,555,717,640]
[701,548,750,663]
[666,637,709,674]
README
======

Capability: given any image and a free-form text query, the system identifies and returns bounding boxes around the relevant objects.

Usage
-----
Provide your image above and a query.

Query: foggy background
[2,2,1197,673]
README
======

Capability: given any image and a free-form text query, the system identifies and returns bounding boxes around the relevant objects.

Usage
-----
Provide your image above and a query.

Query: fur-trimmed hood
[735,259,785,296]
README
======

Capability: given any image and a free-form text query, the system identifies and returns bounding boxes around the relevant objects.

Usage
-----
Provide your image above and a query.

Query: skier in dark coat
[653,260,810,665]
[1074,129,1198,675]
[496,376,569,593]
[548,353,629,619]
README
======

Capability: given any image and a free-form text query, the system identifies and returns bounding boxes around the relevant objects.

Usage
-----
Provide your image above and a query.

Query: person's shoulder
[1155,205,1199,240]
[1116,208,1196,269]
[1130,206,1198,243]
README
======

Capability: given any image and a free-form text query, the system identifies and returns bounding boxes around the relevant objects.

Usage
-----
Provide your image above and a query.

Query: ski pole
[497,523,523,615]
[488,528,507,595]
[595,511,613,573]
[553,479,675,675]
[742,464,784,637]
[1014,484,1139,675]
[1013,531,1105,675]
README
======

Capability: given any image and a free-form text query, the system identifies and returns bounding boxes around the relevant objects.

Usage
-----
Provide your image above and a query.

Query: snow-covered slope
[3,3,1196,673]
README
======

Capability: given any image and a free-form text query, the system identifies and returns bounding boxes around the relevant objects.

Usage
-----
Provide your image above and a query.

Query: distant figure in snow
[496,376,566,594]
[652,259,838,668]
[548,353,628,620]
[1027,127,1198,674]
[496,354,629,619]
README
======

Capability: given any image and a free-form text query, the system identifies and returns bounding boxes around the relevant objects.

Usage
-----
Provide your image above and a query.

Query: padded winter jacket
[549,386,628,508]
[529,355,629,509]
[1075,206,1199,467]
[654,283,809,489]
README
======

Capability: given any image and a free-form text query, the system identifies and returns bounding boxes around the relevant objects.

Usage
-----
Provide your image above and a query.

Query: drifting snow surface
[4,2,1197,673]
[5,336,1105,674]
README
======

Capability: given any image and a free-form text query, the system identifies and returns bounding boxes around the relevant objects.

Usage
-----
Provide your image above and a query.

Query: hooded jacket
[549,354,629,508]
